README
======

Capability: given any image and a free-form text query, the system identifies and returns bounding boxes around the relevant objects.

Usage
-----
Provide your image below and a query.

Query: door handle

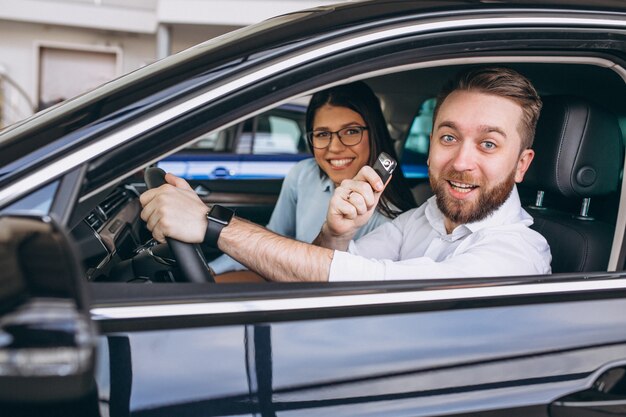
[550,367,626,416]
[211,167,232,178]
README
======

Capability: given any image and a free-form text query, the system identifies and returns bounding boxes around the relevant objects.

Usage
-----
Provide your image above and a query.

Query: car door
[158,104,311,226]
[87,279,626,417]
[3,222,626,417]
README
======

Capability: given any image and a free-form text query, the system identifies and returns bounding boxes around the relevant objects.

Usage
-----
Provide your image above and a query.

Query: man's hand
[139,173,207,243]
[140,172,334,283]
[321,166,390,247]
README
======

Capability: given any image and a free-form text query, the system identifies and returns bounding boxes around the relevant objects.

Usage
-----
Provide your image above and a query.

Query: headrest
[523,95,623,198]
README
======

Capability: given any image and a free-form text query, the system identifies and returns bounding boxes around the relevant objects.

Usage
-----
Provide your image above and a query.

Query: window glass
[253,114,302,154]
[189,132,219,150]
[405,97,435,154]
[401,98,435,179]
[0,181,58,215]
[187,126,237,152]
[158,103,310,180]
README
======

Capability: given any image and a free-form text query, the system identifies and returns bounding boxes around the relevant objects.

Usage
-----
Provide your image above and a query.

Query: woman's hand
[319,166,390,249]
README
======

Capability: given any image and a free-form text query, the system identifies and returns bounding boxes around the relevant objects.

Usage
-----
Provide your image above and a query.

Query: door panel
[93,296,626,416]
[192,178,283,226]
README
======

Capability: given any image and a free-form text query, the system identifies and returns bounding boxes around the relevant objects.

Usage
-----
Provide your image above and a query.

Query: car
[1,1,626,416]
[158,102,312,181]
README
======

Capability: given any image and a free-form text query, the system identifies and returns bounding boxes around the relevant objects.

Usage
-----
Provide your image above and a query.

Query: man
[140,67,551,282]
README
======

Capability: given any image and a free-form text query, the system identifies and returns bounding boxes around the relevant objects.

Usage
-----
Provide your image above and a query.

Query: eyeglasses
[307,126,369,149]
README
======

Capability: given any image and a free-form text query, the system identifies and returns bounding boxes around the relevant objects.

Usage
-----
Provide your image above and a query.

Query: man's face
[428,90,534,232]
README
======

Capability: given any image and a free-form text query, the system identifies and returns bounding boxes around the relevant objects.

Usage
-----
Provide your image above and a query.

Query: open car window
[66,59,625,291]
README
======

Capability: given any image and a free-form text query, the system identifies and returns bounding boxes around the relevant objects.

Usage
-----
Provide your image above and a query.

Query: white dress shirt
[329,186,551,281]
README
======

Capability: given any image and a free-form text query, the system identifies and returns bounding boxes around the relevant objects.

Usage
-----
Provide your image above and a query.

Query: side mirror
[0,215,96,403]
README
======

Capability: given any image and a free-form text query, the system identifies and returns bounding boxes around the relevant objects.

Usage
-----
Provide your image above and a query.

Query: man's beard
[429,167,516,225]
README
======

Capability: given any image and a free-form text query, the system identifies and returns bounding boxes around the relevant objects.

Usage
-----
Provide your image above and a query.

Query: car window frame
[85,58,624,298]
[81,38,624,276]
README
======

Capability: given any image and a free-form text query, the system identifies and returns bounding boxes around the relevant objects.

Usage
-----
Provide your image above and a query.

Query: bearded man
[141,67,551,281]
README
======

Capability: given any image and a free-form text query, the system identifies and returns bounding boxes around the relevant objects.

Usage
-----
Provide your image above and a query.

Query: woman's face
[312,104,371,185]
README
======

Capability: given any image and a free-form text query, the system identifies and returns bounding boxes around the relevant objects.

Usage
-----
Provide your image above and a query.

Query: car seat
[522,95,624,273]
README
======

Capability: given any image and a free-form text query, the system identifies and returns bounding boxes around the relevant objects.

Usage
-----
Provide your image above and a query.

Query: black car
[1,1,626,416]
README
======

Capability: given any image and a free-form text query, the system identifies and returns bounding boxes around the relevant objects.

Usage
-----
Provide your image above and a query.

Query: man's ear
[514,149,535,183]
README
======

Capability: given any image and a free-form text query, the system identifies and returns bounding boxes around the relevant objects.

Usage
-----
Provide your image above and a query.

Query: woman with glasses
[210,81,416,276]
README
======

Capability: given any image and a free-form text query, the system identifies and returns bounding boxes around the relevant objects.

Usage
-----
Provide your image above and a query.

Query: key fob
[372,152,397,183]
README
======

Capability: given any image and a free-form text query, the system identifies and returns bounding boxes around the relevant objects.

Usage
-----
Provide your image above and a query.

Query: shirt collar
[425,185,530,237]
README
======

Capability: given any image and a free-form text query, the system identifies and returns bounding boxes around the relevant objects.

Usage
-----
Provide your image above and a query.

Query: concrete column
[156,23,171,60]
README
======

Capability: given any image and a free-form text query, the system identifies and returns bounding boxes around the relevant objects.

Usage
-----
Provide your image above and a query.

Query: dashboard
[71,184,176,282]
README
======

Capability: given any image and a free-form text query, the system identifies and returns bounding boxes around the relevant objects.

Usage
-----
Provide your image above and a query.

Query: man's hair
[432,67,542,150]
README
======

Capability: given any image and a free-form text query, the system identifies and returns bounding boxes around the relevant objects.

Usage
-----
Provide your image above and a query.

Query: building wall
[170,24,241,55]
[0,20,156,123]
[0,0,334,127]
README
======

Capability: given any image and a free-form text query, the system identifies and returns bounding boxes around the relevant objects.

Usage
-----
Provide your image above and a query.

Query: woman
[210,81,416,274]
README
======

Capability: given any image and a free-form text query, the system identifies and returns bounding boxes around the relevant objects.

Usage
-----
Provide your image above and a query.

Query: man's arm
[140,173,333,282]
[220,216,332,282]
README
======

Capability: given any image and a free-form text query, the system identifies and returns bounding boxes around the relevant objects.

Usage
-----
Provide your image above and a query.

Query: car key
[372,152,397,183]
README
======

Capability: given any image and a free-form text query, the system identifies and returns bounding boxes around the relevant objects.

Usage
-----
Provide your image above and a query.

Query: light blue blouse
[209,158,391,274]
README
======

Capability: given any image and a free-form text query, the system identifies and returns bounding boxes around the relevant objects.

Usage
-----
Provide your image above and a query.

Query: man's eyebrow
[435,120,458,131]
[435,121,508,138]
[478,124,507,138]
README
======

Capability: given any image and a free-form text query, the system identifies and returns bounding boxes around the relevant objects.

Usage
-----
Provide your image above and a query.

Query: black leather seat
[522,95,623,273]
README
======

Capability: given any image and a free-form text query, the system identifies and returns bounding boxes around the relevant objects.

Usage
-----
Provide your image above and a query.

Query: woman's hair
[306,81,416,218]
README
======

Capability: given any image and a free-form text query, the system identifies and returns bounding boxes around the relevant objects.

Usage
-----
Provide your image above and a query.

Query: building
[0,0,334,127]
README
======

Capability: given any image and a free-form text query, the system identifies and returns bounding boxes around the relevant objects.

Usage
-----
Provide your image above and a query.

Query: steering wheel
[144,167,215,283]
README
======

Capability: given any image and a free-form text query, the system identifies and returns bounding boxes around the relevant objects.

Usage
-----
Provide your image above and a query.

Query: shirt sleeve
[349,209,414,260]
[329,228,551,281]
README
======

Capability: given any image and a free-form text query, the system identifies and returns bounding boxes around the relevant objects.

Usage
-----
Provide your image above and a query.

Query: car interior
[67,59,626,284]
[523,95,623,273]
